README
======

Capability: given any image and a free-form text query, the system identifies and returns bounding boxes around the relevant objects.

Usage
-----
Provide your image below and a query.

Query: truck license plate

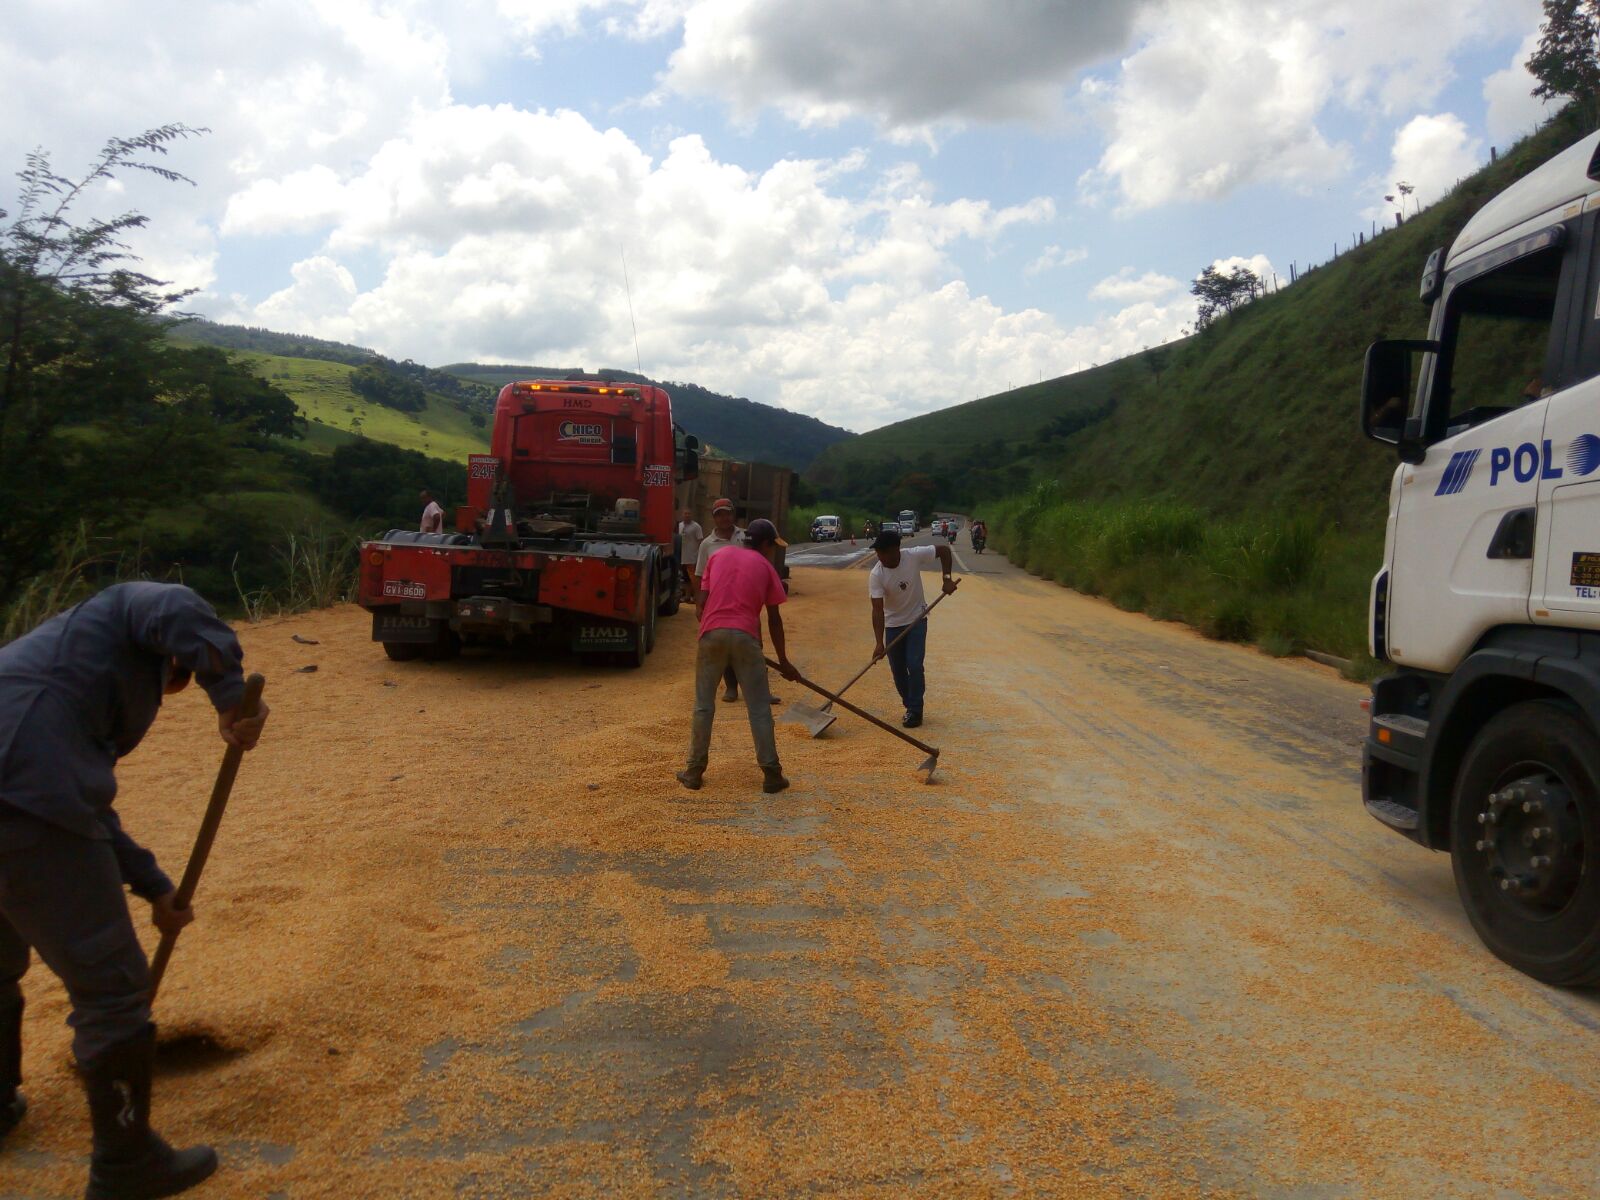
[574,624,632,648]
[373,612,437,643]
[382,580,427,600]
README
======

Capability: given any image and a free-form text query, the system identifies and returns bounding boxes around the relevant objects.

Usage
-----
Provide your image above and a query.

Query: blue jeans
[886,619,927,716]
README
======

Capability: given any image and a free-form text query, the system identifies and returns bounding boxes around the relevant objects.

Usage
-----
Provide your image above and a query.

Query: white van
[810,515,841,542]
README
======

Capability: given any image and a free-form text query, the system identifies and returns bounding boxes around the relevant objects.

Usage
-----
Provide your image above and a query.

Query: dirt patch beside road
[6,568,1599,1197]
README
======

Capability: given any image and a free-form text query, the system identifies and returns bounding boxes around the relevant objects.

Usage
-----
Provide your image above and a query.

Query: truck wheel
[620,617,648,668]
[382,641,424,662]
[1449,700,1600,986]
[657,558,681,617]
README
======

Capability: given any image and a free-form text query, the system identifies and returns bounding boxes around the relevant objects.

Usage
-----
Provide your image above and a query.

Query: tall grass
[2,521,362,647]
[981,493,1382,679]
[0,525,144,644]
[233,524,360,622]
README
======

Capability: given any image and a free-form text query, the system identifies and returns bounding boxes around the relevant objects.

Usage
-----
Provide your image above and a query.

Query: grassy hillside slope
[444,364,854,471]
[809,108,1586,530]
[232,351,490,460]
[809,359,1131,483]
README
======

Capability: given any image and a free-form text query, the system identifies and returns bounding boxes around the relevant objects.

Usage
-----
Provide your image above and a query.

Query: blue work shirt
[0,583,245,899]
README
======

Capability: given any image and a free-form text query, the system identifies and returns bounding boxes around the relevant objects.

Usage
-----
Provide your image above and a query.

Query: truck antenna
[620,247,643,376]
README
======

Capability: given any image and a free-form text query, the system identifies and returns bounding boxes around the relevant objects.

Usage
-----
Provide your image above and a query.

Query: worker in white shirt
[677,509,705,601]
[419,490,444,535]
[868,528,958,728]
[694,498,749,702]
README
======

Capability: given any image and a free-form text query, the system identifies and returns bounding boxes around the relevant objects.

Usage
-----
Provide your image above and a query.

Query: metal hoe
[148,673,267,1004]
[780,590,954,737]
[765,657,940,782]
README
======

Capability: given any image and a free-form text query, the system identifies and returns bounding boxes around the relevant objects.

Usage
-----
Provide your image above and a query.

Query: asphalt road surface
[6,555,1599,1198]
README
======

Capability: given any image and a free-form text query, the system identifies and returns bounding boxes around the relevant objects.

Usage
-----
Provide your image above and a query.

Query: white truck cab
[1361,129,1600,985]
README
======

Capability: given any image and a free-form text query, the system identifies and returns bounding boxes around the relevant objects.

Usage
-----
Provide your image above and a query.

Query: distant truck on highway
[1360,129,1600,984]
[358,376,698,667]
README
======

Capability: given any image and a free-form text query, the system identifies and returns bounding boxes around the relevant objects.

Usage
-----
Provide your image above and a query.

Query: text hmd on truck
[1361,129,1600,985]
[358,376,698,667]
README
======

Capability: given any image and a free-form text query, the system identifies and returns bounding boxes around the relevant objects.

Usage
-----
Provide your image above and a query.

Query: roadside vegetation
[981,487,1380,678]
[784,503,877,546]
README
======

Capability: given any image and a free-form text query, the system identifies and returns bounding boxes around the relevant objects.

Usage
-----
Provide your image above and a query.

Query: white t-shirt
[420,500,444,533]
[694,527,745,577]
[678,520,705,567]
[869,545,938,628]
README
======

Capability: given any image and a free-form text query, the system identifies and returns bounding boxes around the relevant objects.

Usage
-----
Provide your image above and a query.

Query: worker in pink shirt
[678,518,800,794]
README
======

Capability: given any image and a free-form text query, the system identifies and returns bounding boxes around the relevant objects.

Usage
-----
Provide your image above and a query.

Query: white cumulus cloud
[1090,268,1180,303]
[211,103,1069,428]
[1361,113,1483,223]
[1484,31,1554,145]
[1025,245,1090,277]
[1082,0,1537,211]
[663,0,1153,132]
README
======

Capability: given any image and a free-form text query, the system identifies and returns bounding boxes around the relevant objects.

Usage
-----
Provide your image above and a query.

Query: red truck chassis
[357,378,697,666]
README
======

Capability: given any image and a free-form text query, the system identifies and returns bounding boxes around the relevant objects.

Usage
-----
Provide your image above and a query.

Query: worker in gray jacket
[0,582,268,1200]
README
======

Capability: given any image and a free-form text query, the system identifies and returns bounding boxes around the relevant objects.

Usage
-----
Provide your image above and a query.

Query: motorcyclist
[971,520,987,553]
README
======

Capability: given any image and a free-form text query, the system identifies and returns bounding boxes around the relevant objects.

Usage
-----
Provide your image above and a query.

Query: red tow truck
[357,376,699,666]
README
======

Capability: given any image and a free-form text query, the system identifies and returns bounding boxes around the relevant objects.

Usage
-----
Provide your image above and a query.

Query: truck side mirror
[1362,339,1438,455]
[676,434,700,481]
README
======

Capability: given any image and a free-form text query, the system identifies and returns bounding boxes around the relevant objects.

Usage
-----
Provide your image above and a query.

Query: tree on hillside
[350,362,427,412]
[1191,264,1261,331]
[886,471,938,518]
[1144,346,1172,392]
[1529,0,1600,131]
[0,126,292,608]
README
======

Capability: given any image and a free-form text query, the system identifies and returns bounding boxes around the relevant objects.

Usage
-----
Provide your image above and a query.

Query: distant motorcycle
[972,530,986,554]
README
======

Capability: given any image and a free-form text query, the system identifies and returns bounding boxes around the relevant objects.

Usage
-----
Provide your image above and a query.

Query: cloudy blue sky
[1,0,1553,429]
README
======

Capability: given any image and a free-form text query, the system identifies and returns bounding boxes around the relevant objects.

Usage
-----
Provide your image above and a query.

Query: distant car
[899,519,915,535]
[810,515,841,542]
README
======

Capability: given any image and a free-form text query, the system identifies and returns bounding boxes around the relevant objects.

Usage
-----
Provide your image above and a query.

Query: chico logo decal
[557,420,605,444]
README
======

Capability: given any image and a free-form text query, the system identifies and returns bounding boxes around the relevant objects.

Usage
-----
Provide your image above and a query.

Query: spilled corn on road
[6,565,1600,1198]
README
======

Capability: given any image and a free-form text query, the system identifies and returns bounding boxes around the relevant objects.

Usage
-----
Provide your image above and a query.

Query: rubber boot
[81,1024,217,1200]
[675,767,704,791]
[762,766,790,794]
[0,985,23,1143]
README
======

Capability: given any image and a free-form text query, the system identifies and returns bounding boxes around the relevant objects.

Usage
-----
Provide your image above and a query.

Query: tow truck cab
[464,379,679,546]
[1361,129,1600,985]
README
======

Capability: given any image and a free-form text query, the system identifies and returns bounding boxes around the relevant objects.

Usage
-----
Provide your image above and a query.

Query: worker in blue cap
[0,582,268,1199]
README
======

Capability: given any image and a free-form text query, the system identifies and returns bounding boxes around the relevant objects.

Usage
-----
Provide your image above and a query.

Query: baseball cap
[871,529,901,551]
[712,497,734,514]
[746,518,779,544]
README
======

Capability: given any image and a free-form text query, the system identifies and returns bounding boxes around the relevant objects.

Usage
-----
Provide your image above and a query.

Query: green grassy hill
[231,351,490,460]
[444,364,854,471]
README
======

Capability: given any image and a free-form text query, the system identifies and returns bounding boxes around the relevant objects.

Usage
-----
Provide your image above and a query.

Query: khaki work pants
[687,629,779,772]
